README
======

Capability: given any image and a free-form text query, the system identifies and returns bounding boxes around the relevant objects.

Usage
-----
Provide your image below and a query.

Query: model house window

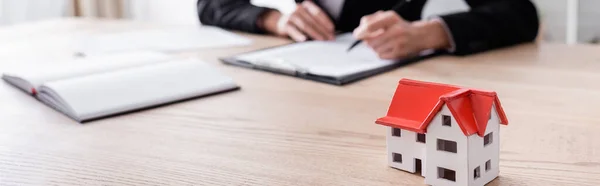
[484,132,493,146]
[417,133,426,143]
[485,160,491,171]
[442,115,451,126]
[393,153,402,163]
[392,128,401,137]
[437,167,456,182]
[474,166,481,179]
[437,139,457,153]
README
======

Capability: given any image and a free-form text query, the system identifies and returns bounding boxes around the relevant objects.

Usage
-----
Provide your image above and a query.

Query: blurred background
[0,0,597,44]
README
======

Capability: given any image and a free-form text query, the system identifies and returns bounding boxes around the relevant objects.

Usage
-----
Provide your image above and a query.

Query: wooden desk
[1,19,599,185]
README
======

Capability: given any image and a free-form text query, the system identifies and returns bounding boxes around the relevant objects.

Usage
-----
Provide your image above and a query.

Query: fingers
[353,11,384,38]
[364,11,400,32]
[375,39,412,60]
[353,11,402,39]
[301,1,334,32]
[362,23,418,59]
[286,24,308,42]
[365,27,402,50]
[371,39,397,55]
[291,2,335,40]
[291,7,333,40]
[379,49,398,59]
[366,35,398,59]
[282,1,335,41]
[289,14,325,40]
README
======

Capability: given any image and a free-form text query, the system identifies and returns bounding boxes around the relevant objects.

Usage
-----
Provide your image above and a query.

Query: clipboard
[220,36,442,86]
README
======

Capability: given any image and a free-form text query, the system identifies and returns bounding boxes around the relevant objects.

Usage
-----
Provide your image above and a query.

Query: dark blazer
[197,0,539,55]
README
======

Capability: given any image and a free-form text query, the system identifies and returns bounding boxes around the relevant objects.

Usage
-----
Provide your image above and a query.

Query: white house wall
[386,127,426,176]
[424,105,469,186]
[467,104,501,186]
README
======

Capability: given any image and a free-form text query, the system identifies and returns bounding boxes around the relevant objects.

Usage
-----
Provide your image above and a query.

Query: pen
[347,0,409,52]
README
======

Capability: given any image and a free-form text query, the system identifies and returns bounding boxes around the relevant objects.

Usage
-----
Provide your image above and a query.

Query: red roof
[375,79,508,137]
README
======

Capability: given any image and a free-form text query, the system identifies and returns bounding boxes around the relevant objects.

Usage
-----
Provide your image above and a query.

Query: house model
[375,79,509,186]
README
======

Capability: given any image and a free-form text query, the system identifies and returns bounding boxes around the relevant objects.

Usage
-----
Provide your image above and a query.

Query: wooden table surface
[0,19,599,186]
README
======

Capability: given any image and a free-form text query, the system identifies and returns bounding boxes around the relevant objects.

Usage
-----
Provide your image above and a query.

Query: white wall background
[577,0,600,43]
[0,0,68,25]
[530,0,599,43]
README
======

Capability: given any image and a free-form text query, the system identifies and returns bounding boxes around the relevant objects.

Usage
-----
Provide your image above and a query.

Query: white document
[79,26,252,55]
[2,52,239,122]
[235,33,396,78]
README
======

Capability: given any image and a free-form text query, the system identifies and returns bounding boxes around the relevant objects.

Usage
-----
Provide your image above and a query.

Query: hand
[353,11,451,59]
[259,1,335,41]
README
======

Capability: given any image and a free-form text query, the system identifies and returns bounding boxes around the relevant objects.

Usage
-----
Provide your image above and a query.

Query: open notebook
[2,51,239,122]
[222,33,435,85]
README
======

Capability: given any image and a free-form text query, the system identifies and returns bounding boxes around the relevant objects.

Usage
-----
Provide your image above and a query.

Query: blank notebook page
[3,51,170,89]
[236,34,395,77]
[41,59,237,120]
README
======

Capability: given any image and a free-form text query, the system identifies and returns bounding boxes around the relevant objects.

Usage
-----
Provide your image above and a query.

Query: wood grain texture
[1,19,600,186]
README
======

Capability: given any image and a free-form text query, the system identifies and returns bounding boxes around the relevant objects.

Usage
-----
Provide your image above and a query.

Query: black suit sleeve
[197,0,273,33]
[440,0,539,55]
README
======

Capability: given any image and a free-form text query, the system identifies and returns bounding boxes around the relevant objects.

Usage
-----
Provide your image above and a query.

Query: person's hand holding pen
[352,11,452,59]
[258,1,335,42]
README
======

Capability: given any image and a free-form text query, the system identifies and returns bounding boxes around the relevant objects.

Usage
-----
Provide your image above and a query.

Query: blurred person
[197,0,539,59]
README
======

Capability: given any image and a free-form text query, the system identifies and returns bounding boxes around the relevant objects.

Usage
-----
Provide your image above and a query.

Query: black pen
[347,0,409,52]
